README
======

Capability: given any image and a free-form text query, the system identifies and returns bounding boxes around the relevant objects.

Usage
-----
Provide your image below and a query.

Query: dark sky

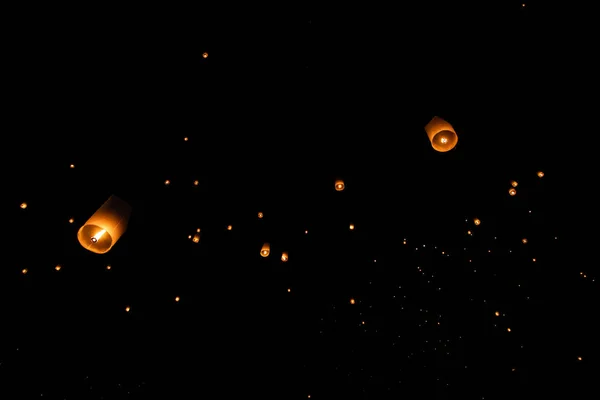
[4,3,596,400]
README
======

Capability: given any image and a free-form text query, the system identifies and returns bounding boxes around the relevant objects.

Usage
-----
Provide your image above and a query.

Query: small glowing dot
[55,265,61,271]
[258,212,263,219]
[69,164,75,168]
[577,356,582,361]
[473,218,481,226]
[202,52,208,58]
[20,202,28,209]
[193,180,199,186]
[507,328,511,332]
[196,228,201,232]
[184,137,188,141]
[287,288,291,293]
[537,171,544,178]
[22,268,28,274]
[349,223,355,230]
[511,180,518,187]
[164,180,170,185]
[495,311,500,316]
[509,188,517,196]
[68,218,74,223]
[106,265,111,270]
[304,230,308,234]
[350,298,355,305]
[227,225,232,230]
[125,306,131,312]
[175,296,180,302]
[532,258,536,262]
[522,238,528,244]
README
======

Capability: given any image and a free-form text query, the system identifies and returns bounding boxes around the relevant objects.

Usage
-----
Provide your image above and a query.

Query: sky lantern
[77,195,131,254]
[281,251,289,262]
[509,188,517,196]
[260,242,270,257]
[335,179,345,191]
[424,116,458,152]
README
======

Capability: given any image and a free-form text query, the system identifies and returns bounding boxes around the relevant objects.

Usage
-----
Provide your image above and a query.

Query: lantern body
[335,179,345,191]
[424,116,458,152]
[281,251,289,262]
[260,242,270,257]
[77,195,131,254]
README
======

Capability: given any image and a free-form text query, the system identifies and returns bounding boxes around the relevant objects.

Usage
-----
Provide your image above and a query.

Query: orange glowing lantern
[522,238,528,244]
[281,251,289,262]
[202,52,208,58]
[424,116,458,152]
[509,188,517,196]
[510,180,518,187]
[258,212,264,219]
[77,195,131,254]
[473,218,481,226]
[537,171,544,178]
[260,242,270,257]
[335,179,345,191]
[192,233,200,243]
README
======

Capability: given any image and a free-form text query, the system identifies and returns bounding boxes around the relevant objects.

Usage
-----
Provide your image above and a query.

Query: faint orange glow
[202,52,208,58]
[509,188,517,196]
[20,202,27,209]
[106,265,111,270]
[125,306,131,312]
[510,180,518,187]
[55,265,61,271]
[258,212,263,219]
[335,179,345,191]
[22,268,28,274]
[192,234,200,243]
[175,296,180,302]
[70,164,75,168]
[68,218,74,223]
[349,223,355,230]
[473,218,481,226]
[350,298,355,305]
[227,225,233,230]
[91,229,106,243]
[164,180,170,185]
[495,311,500,316]
[537,171,544,178]
[522,238,528,244]
[184,137,189,141]
[193,180,199,186]
[281,251,289,262]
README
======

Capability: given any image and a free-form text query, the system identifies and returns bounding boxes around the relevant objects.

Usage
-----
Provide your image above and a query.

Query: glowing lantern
[509,188,517,196]
[258,212,264,219]
[334,179,345,191]
[202,52,208,58]
[192,233,200,243]
[522,238,528,244]
[537,171,544,178]
[227,225,232,230]
[20,202,27,209]
[260,242,270,257]
[77,195,131,254]
[281,251,289,262]
[510,180,518,187]
[424,116,458,152]
[473,218,481,226]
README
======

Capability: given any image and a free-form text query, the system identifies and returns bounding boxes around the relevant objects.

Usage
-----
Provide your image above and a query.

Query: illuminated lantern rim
[77,224,114,254]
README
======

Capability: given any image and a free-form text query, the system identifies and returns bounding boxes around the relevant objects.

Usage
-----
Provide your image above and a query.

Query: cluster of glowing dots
[187,228,201,243]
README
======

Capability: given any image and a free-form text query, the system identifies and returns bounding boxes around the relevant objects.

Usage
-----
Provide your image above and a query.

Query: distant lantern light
[537,171,544,178]
[20,202,28,209]
[522,238,528,244]
[193,180,199,186]
[164,179,170,185]
[473,218,481,226]
[77,195,131,254]
[184,137,189,141]
[335,179,345,191]
[349,223,355,230]
[202,52,208,58]
[227,225,232,230]
[509,188,517,196]
[192,233,200,243]
[260,242,270,257]
[424,116,458,152]
[258,212,264,219]
[55,265,61,271]
[281,251,289,262]
[510,180,518,187]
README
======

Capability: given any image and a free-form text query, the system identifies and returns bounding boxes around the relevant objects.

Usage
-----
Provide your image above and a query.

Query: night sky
[4,2,596,399]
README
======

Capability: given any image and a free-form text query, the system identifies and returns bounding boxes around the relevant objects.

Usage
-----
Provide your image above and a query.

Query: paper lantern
[281,251,289,262]
[424,116,458,152]
[509,188,517,196]
[260,242,270,257]
[334,179,345,191]
[77,195,131,254]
